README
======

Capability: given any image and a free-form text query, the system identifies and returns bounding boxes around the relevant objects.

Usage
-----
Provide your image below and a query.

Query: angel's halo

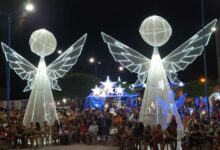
[29,29,57,57]
[139,15,172,47]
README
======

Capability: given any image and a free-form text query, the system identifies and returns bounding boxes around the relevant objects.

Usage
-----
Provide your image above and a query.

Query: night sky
[0,0,220,99]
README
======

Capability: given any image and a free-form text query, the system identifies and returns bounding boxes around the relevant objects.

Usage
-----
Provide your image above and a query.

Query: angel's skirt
[138,49,184,138]
[23,61,58,126]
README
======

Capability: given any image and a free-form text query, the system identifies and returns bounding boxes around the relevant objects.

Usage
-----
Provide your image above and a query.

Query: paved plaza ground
[19,144,119,150]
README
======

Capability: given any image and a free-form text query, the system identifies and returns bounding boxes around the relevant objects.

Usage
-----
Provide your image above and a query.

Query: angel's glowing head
[29,29,57,57]
[139,15,172,47]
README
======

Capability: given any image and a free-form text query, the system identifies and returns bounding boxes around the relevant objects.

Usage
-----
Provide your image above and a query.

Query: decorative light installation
[102,15,217,137]
[92,85,101,96]
[115,84,125,95]
[101,76,116,95]
[1,29,87,126]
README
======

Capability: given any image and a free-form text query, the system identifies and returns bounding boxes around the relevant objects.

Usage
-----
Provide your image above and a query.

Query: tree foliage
[183,79,217,97]
[54,73,100,100]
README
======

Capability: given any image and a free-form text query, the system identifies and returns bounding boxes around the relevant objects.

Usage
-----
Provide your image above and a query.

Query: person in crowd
[14,123,26,148]
[133,122,145,149]
[5,123,16,148]
[161,123,177,150]
[0,125,6,149]
[86,120,99,144]
[26,122,35,147]
[34,122,42,147]
[169,115,177,149]
[213,129,220,149]
[79,119,87,143]
[42,121,50,145]
[152,124,163,150]
[119,123,133,150]
[143,125,153,150]
[199,123,207,145]
[52,120,60,144]
[188,123,202,147]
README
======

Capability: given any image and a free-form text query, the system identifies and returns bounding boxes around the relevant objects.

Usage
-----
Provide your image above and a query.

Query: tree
[183,79,217,97]
[54,73,100,103]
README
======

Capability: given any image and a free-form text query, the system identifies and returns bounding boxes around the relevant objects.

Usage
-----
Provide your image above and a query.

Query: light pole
[0,2,34,112]
[118,66,124,80]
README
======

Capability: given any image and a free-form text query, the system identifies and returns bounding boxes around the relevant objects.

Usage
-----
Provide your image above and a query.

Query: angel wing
[101,32,150,85]
[162,19,217,84]
[47,34,87,91]
[1,42,37,92]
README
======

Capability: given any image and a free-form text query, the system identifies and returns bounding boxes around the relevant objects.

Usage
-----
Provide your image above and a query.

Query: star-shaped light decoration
[101,76,116,95]
[115,84,125,95]
[158,79,165,90]
[91,85,101,96]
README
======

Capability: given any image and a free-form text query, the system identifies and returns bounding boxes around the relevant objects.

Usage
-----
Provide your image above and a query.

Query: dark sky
[0,0,220,99]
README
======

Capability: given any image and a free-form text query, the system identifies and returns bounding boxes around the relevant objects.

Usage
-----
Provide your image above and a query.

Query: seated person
[79,120,87,143]
[213,129,220,149]
[86,121,99,144]
[14,123,26,148]
[0,125,6,149]
[42,121,50,145]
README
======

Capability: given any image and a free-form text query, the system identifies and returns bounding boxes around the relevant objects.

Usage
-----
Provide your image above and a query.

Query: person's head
[92,121,96,125]
[35,122,41,130]
[127,123,132,129]
[193,123,199,131]
[44,121,48,126]
[216,129,220,137]
[145,125,151,131]
[0,125,4,130]
[30,122,33,127]
[156,124,162,130]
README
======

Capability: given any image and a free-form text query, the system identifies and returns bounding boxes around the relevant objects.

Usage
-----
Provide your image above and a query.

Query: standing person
[152,124,163,150]
[143,125,153,150]
[42,121,50,145]
[170,115,177,149]
[34,122,42,147]
[119,123,133,150]
[161,123,177,150]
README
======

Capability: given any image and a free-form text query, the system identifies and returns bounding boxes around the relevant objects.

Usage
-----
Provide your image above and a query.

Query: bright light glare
[179,82,184,87]
[57,50,62,54]
[200,77,206,83]
[62,98,67,104]
[119,66,124,71]
[25,3,34,11]
[212,27,216,32]
[89,57,95,63]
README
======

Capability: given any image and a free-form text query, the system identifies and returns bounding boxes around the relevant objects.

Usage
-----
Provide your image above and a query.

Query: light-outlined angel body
[102,15,217,137]
[2,29,87,126]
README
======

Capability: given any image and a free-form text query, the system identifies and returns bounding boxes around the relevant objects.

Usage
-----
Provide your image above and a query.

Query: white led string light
[1,29,87,126]
[102,15,217,138]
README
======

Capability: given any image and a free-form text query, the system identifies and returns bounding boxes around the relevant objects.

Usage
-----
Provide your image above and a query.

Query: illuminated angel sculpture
[1,29,87,126]
[102,15,217,136]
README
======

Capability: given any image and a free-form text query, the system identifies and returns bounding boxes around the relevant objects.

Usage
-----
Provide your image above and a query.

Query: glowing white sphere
[29,29,57,57]
[139,15,172,47]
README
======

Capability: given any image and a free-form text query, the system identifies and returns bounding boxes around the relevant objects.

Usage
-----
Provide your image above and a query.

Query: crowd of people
[0,106,219,150]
